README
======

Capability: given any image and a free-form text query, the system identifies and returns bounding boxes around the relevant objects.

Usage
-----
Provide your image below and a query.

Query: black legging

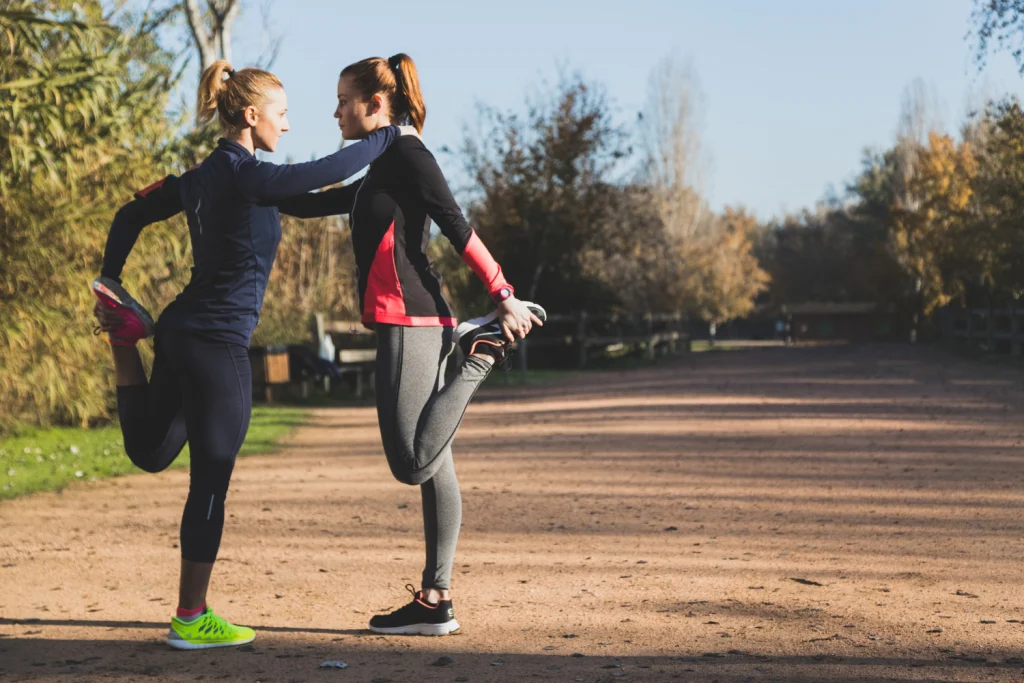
[116,329,252,563]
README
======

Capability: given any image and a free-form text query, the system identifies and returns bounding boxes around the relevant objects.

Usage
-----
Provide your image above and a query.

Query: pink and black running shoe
[91,276,156,346]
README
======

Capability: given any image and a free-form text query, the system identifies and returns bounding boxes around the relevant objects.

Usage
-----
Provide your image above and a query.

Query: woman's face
[335,75,388,140]
[250,87,290,153]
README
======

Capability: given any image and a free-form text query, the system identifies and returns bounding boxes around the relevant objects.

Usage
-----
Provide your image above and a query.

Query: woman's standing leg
[420,446,461,592]
[368,325,476,635]
[164,334,256,650]
[420,337,463,597]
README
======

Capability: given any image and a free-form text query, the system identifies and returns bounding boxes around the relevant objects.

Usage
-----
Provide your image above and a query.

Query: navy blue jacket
[101,126,399,345]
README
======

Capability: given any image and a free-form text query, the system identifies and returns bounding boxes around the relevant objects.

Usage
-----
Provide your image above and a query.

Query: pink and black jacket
[279,136,511,328]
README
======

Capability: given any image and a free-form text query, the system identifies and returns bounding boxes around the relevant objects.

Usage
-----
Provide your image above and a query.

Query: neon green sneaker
[167,607,255,650]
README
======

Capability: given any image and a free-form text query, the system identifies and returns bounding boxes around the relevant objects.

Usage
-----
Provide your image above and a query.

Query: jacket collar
[218,138,255,158]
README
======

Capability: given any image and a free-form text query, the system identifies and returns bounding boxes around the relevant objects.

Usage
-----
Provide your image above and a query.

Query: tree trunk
[182,0,240,76]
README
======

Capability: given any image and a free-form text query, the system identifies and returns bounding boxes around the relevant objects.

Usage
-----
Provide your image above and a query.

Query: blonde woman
[92,60,414,649]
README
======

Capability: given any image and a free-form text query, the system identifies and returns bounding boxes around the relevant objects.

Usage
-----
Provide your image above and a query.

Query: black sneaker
[368,584,460,636]
[454,301,547,368]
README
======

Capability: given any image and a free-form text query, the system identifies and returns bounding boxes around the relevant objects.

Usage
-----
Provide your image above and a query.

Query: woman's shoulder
[388,135,431,156]
[383,135,439,171]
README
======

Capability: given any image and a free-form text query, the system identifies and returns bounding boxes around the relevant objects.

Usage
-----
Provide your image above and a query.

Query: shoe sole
[368,619,460,636]
[454,310,499,343]
[455,301,547,362]
[91,277,156,337]
[522,301,547,323]
[166,632,256,650]
[454,302,548,341]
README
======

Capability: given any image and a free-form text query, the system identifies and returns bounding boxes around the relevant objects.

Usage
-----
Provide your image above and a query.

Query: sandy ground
[3,344,1024,683]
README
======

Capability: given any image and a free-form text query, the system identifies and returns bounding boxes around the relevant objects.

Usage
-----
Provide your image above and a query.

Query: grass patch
[689,340,790,353]
[0,406,307,500]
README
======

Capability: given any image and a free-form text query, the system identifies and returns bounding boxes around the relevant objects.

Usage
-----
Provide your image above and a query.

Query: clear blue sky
[205,0,1024,219]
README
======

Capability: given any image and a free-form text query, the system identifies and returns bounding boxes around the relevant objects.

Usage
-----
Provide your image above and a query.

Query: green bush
[0,2,194,433]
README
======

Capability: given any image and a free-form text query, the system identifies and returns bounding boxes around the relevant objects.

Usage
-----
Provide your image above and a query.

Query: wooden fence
[523,311,690,369]
[941,307,1024,356]
[252,311,693,399]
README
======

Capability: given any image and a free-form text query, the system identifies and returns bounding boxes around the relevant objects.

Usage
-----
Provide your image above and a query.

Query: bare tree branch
[640,54,710,242]
[970,0,1024,75]
[182,0,215,73]
[255,0,282,70]
[892,79,943,212]
[213,0,240,65]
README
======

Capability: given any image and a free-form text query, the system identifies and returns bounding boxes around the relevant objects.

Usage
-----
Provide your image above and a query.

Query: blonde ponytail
[196,60,283,132]
[197,60,233,127]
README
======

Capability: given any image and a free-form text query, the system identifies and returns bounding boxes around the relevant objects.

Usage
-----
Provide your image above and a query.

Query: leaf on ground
[790,578,824,586]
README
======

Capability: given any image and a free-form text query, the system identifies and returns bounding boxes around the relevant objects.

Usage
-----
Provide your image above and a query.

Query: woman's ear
[369,93,384,116]
[243,105,259,127]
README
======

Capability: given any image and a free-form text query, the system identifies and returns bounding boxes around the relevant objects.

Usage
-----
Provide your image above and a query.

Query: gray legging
[374,324,492,589]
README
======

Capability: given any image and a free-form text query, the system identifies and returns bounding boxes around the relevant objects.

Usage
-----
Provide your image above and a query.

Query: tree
[254,214,360,346]
[0,1,192,432]
[891,80,943,214]
[639,54,709,241]
[685,208,769,324]
[454,63,769,325]
[755,82,954,316]
[967,99,1024,301]
[638,55,767,322]
[182,0,239,75]
[971,0,1024,74]
[458,73,629,313]
[889,132,977,315]
[577,183,678,313]
[0,2,177,189]
[755,206,858,305]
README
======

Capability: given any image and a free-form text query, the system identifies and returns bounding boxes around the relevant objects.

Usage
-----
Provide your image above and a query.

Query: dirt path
[3,345,1024,682]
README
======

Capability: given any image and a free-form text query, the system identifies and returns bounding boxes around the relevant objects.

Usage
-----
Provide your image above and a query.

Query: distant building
[781,302,895,342]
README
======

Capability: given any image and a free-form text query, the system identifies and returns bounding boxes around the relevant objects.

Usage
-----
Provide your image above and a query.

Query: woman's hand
[93,300,120,333]
[498,296,544,342]
[398,125,421,139]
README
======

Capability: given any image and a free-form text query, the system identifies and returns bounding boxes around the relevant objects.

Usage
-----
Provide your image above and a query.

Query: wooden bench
[335,347,376,397]
[311,313,377,398]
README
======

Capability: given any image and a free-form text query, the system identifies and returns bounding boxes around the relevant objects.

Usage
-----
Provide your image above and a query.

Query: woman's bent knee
[126,448,168,473]
[387,457,439,486]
